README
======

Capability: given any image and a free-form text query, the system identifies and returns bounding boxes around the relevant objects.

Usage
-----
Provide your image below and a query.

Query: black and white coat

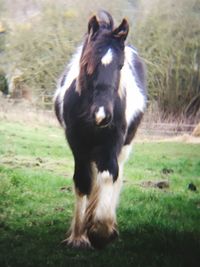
[54,12,147,249]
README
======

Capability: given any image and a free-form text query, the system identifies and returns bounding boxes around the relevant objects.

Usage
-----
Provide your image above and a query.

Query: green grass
[0,121,200,267]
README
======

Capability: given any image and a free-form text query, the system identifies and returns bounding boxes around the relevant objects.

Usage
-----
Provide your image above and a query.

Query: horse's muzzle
[94,106,112,128]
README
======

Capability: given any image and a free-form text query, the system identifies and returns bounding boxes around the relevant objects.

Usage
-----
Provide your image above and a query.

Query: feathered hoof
[87,221,118,249]
[61,234,92,249]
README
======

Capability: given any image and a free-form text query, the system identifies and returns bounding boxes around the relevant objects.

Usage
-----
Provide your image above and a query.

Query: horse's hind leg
[111,145,132,211]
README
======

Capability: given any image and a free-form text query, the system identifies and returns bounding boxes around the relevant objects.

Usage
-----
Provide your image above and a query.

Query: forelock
[80,29,112,75]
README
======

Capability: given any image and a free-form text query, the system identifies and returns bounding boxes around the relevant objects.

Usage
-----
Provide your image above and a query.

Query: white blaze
[101,48,113,65]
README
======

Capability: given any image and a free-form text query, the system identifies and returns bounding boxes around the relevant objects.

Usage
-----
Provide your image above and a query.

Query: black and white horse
[54,11,147,249]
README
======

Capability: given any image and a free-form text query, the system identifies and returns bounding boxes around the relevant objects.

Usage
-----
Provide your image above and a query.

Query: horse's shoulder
[125,45,146,90]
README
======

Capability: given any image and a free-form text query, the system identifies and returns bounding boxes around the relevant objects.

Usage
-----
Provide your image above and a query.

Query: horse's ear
[88,15,99,37]
[113,18,129,42]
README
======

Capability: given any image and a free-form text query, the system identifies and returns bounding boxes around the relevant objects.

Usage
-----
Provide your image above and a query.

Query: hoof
[61,235,91,249]
[87,222,118,249]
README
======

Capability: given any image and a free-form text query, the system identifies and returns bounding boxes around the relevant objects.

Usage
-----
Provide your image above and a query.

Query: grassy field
[0,120,200,267]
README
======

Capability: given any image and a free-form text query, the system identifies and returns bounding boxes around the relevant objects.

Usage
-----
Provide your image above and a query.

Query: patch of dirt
[162,168,174,175]
[0,156,71,178]
[140,180,170,189]
[1,156,43,168]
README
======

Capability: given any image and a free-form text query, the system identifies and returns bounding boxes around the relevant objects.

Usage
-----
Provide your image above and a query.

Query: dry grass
[1,97,199,145]
[136,133,200,144]
[192,123,200,137]
[0,97,56,126]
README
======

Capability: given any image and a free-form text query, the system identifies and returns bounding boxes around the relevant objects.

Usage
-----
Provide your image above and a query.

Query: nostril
[94,106,113,127]
[106,113,112,123]
[99,112,112,127]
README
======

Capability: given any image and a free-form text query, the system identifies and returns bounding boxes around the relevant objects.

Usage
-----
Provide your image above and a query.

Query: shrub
[132,0,200,116]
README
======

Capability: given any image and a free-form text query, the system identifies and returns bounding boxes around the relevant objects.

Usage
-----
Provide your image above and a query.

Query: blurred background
[0,0,200,132]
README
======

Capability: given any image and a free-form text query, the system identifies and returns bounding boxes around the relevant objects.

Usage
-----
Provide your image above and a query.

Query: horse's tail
[97,10,114,30]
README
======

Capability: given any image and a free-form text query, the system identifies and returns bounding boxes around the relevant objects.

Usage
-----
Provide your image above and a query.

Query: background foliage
[0,0,200,117]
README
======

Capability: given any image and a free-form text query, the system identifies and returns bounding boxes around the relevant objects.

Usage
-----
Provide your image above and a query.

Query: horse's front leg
[85,155,119,249]
[63,159,91,248]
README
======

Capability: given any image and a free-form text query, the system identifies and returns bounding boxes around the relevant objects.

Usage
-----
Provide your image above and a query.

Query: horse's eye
[98,48,102,53]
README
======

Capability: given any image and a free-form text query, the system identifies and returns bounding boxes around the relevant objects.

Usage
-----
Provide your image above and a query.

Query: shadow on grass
[0,222,199,267]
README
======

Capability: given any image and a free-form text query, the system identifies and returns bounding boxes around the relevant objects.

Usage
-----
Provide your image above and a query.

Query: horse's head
[78,12,129,128]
